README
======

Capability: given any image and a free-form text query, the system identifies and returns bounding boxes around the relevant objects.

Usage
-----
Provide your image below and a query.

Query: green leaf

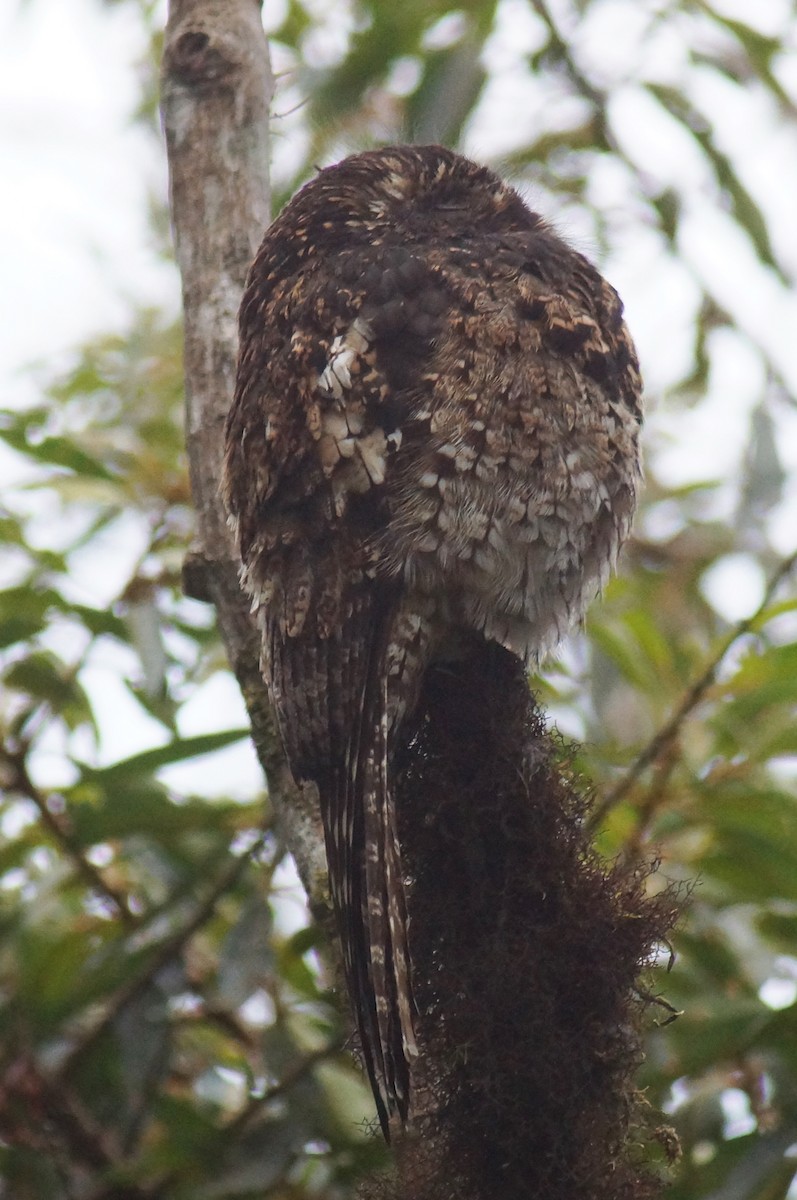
[78,729,250,783]
[644,83,785,280]
[0,412,116,480]
[4,651,95,731]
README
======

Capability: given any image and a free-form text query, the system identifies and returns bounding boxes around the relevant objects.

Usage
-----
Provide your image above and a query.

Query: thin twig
[77,1044,337,1200]
[589,546,797,831]
[55,834,267,1082]
[225,1043,339,1136]
[620,742,681,865]
[0,1052,122,1170]
[3,741,138,926]
[529,0,607,112]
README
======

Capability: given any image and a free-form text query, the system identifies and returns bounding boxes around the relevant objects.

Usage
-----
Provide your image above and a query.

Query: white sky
[0,0,176,394]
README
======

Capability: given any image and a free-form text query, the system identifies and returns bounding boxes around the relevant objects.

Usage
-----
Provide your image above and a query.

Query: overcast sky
[1,0,176,397]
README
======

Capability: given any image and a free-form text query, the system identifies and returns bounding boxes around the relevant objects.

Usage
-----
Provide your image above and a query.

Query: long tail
[352,656,417,1131]
[267,587,425,1137]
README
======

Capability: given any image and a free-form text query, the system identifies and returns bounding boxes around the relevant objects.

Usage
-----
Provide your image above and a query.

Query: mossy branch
[160,7,680,1195]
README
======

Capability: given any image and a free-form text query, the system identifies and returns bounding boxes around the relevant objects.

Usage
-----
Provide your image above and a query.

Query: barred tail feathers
[357,667,415,1130]
[267,589,423,1137]
[337,593,424,1134]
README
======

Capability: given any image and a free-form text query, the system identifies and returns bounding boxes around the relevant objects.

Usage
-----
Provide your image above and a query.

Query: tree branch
[159,11,681,1194]
[588,545,797,831]
[224,1044,339,1136]
[160,0,329,918]
[56,835,266,1084]
[2,735,137,927]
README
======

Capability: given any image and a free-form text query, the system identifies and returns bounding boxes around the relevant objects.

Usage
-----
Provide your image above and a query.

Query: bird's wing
[224,235,451,1135]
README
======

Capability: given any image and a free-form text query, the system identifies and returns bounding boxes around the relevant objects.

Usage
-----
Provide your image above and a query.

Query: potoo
[223,144,642,1137]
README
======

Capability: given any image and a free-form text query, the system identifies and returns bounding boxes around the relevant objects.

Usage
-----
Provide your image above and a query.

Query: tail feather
[375,668,418,1065]
[267,586,423,1137]
[359,671,412,1125]
[342,594,415,1132]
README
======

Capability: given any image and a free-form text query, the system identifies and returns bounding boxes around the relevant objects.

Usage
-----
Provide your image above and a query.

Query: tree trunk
[160,0,331,917]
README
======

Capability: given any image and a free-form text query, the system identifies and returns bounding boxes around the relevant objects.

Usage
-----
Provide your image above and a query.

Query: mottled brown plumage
[223,144,642,1138]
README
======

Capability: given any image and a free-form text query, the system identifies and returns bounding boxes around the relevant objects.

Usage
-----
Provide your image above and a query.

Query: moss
[365,639,680,1200]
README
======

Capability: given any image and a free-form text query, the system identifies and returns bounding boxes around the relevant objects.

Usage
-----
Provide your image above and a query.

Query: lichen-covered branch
[160,0,329,917]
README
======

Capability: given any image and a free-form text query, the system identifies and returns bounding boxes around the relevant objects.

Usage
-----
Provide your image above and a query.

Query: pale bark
[160,0,329,915]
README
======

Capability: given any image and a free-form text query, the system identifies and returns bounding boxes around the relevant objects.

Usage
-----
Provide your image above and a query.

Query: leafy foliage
[2,0,796,1196]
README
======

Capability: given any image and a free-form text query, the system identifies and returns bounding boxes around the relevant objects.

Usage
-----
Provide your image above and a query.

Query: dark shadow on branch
[366,640,681,1200]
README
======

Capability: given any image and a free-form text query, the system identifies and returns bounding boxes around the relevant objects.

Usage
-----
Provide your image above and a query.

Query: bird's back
[223,144,643,1135]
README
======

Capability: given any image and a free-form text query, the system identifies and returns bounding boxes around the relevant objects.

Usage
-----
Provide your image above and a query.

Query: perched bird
[223,144,642,1138]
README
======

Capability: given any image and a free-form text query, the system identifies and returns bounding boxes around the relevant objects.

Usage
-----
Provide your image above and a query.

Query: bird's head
[258,144,542,283]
